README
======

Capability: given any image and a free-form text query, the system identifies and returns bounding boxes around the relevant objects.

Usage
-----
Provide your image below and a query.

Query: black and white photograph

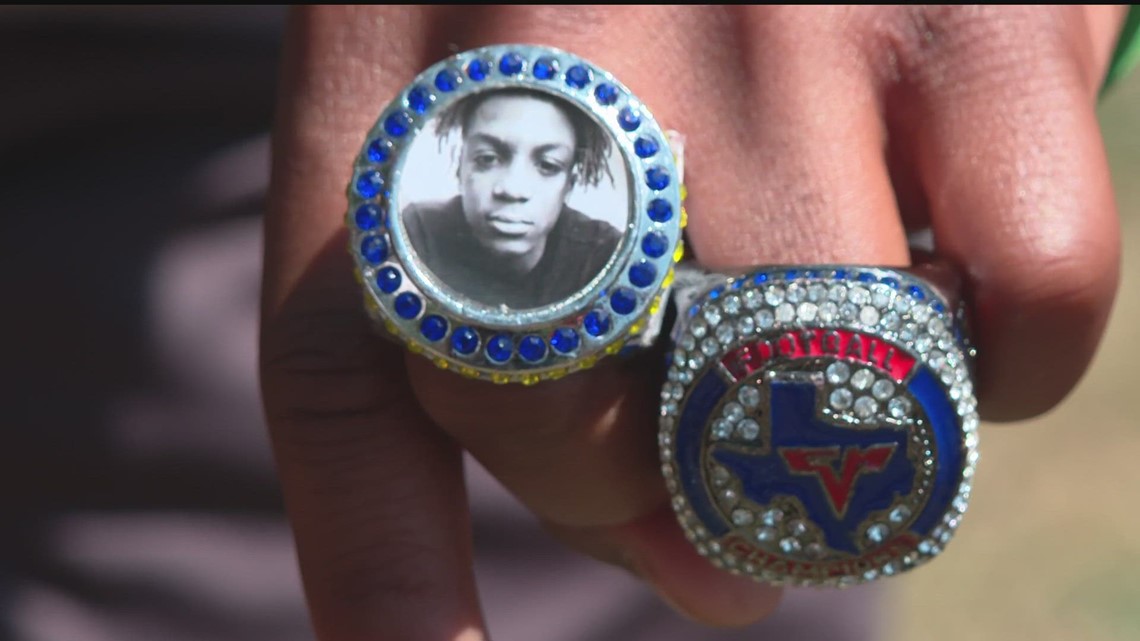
[398,86,631,310]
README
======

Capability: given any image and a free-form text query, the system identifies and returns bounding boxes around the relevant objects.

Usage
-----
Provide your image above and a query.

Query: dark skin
[260,6,1128,640]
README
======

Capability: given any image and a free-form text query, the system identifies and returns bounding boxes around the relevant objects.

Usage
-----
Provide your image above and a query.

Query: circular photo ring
[347,44,684,383]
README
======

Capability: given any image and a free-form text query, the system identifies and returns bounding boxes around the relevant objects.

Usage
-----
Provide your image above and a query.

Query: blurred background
[1,7,1137,641]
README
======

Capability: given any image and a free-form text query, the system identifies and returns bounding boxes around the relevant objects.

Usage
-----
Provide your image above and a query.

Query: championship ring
[659,264,979,586]
[346,44,684,384]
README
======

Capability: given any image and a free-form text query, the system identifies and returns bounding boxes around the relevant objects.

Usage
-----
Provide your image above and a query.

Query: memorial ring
[659,263,979,586]
[345,44,685,384]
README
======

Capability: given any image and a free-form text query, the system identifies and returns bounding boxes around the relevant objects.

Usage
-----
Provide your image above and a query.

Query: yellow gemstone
[629,321,643,336]
[491,373,510,385]
[352,268,363,285]
[459,366,478,378]
[433,357,450,370]
[383,319,399,335]
[649,296,662,316]
[577,356,598,371]
[680,184,688,202]
[520,374,541,386]
[605,340,626,355]
[680,206,688,229]
[672,241,685,263]
[662,267,675,289]
[548,367,569,380]
[406,341,423,354]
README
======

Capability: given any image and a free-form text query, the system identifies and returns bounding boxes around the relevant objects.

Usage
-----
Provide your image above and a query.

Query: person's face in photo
[458,93,576,263]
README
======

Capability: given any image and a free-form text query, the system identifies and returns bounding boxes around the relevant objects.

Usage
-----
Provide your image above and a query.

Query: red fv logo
[780,445,898,517]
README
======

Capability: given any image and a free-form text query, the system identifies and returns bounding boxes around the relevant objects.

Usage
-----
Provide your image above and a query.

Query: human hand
[259,6,1127,639]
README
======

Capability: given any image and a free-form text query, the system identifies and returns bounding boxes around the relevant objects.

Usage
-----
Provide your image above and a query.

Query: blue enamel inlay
[906,366,964,537]
[675,372,732,536]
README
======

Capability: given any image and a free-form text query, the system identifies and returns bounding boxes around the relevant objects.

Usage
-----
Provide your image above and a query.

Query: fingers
[261,8,484,640]
[881,6,1121,420]
[403,5,911,623]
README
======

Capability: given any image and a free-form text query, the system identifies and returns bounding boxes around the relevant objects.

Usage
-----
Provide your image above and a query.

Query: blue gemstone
[467,59,490,81]
[394,292,422,319]
[565,64,592,88]
[709,286,724,300]
[858,272,876,283]
[360,236,387,264]
[617,107,640,131]
[634,137,659,158]
[583,310,611,336]
[518,335,547,362]
[785,270,799,280]
[610,287,637,315]
[805,270,820,278]
[594,83,618,105]
[688,305,699,318]
[646,198,672,222]
[753,272,769,284]
[375,266,401,293]
[366,138,391,163]
[550,328,580,354]
[533,56,558,80]
[435,68,461,92]
[499,52,524,75]
[451,326,479,355]
[485,334,513,363]
[384,111,412,137]
[933,301,946,313]
[646,167,670,190]
[833,269,849,280]
[909,285,926,300]
[407,85,433,114]
[641,232,668,258]
[354,203,381,230]
[732,279,745,289]
[420,315,448,342]
[355,171,384,199]
[883,277,900,289]
[629,261,656,288]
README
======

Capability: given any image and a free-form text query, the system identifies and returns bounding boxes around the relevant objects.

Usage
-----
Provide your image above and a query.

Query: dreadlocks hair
[434,88,615,189]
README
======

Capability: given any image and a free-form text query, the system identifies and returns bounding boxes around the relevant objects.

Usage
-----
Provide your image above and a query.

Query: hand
[259,6,1128,639]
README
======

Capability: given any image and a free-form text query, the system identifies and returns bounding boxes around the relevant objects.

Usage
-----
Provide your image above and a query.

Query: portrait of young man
[401,87,627,310]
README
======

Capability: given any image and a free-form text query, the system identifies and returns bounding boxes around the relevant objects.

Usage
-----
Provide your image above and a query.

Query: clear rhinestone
[807,283,827,303]
[964,414,979,430]
[703,305,723,327]
[785,284,805,304]
[899,322,918,341]
[738,386,761,408]
[743,289,763,310]
[711,419,732,439]
[888,397,912,419]
[737,419,760,440]
[912,305,931,323]
[662,401,678,414]
[797,302,818,322]
[787,519,808,537]
[818,301,839,322]
[679,335,696,351]
[881,562,898,576]
[720,488,737,503]
[716,323,735,345]
[850,369,874,390]
[871,379,895,400]
[736,316,755,336]
[853,396,878,419]
[881,310,901,330]
[755,309,775,330]
[742,562,756,573]
[953,496,969,513]
[677,369,693,384]
[761,508,783,526]
[863,569,879,582]
[828,284,847,302]
[929,350,947,371]
[687,353,705,370]
[691,318,708,339]
[830,388,854,410]
[914,335,933,353]
[775,302,795,323]
[731,509,754,526]
[711,466,731,486]
[779,537,802,554]
[701,337,720,356]
[722,294,742,315]
[723,402,745,422]
[840,302,859,320]
[826,361,851,384]
[859,306,880,325]
[805,542,825,558]
[764,287,785,306]
[865,523,889,544]
[755,527,777,542]
[960,396,978,414]
[927,317,945,335]
[871,285,892,308]
[965,432,979,448]
[848,286,871,305]
[889,505,911,523]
